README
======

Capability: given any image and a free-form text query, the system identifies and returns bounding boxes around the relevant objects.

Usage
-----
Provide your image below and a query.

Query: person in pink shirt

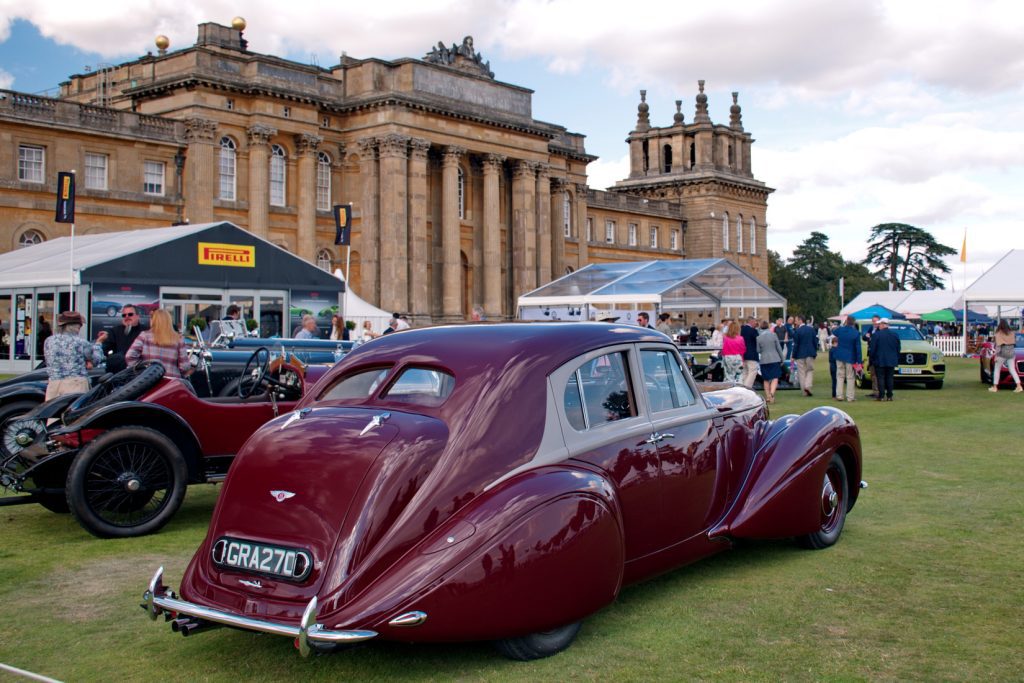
[721,320,746,383]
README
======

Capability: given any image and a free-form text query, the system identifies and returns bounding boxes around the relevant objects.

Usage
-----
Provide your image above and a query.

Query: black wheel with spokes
[797,453,848,550]
[0,399,42,459]
[66,426,187,538]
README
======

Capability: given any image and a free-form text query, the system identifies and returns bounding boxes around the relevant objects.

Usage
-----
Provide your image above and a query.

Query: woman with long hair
[330,314,349,341]
[721,320,745,384]
[989,319,1022,393]
[126,309,192,378]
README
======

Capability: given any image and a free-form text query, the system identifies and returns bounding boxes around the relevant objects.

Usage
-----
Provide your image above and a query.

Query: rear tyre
[797,453,848,550]
[493,622,582,661]
[66,426,187,538]
[63,362,164,424]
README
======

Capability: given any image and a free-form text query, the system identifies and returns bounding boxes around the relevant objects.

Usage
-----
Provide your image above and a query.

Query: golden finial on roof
[155,35,170,54]
[231,16,246,31]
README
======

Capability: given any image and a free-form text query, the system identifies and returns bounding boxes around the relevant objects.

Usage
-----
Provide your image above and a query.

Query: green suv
[858,321,946,389]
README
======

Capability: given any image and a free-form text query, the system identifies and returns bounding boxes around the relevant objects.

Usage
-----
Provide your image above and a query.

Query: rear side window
[563,351,636,430]
[319,367,390,401]
[381,367,455,406]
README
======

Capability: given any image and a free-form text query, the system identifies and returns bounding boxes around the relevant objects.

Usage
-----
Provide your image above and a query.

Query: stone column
[357,137,380,304]
[535,164,551,287]
[295,133,322,262]
[550,177,567,280]
[441,146,466,320]
[511,160,537,298]
[246,124,276,240]
[575,183,589,269]
[407,138,431,324]
[378,134,410,315]
[183,117,217,224]
[481,153,505,318]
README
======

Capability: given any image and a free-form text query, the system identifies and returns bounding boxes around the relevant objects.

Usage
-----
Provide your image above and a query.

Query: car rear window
[319,367,391,401]
[381,367,455,406]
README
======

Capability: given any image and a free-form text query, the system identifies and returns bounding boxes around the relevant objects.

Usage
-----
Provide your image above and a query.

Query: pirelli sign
[198,242,255,268]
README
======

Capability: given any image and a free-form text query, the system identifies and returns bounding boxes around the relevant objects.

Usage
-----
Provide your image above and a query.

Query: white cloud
[0,68,12,90]
[586,153,630,192]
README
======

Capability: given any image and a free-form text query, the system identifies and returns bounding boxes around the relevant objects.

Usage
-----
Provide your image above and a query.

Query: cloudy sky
[2,0,1022,288]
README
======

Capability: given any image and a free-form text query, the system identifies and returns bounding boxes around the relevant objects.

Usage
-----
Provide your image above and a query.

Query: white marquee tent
[517,258,786,322]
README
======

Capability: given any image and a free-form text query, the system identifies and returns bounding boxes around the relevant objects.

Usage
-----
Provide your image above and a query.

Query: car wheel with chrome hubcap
[797,452,848,550]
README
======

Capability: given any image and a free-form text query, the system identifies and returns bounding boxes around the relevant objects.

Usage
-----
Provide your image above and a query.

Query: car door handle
[645,433,666,444]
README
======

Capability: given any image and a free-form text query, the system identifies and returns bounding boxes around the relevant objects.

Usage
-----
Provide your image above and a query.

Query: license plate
[211,537,312,581]
[899,367,922,374]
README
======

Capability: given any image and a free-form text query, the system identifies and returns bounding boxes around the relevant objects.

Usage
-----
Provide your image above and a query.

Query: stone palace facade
[0,19,772,323]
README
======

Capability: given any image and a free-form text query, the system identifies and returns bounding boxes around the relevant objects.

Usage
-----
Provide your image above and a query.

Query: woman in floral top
[126,309,192,378]
[43,311,103,400]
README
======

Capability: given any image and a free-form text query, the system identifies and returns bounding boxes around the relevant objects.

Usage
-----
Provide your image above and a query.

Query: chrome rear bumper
[142,566,377,656]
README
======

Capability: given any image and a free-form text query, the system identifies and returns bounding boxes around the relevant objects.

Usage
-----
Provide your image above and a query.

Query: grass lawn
[1,358,1021,681]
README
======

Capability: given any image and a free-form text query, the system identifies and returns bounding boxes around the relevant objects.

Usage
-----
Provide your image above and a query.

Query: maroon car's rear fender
[708,407,861,541]
[315,466,625,642]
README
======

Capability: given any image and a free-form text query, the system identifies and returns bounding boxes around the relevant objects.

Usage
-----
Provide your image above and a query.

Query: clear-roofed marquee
[517,259,785,321]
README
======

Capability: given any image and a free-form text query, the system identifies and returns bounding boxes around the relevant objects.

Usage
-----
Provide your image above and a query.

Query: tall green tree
[789,231,844,281]
[862,223,956,290]
[769,235,887,322]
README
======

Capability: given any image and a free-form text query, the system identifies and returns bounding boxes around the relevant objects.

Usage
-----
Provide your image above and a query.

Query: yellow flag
[959,230,967,263]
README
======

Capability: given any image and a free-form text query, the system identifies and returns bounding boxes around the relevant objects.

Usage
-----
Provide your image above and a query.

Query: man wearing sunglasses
[97,304,149,372]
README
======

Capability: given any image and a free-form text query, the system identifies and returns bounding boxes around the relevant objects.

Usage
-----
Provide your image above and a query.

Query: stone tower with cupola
[611,81,773,285]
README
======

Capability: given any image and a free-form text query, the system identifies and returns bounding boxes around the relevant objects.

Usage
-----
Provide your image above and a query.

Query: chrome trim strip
[143,567,377,655]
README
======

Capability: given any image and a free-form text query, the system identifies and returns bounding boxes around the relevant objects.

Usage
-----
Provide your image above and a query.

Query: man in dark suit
[868,318,901,401]
[636,312,655,329]
[792,315,818,396]
[97,304,148,372]
[740,316,761,388]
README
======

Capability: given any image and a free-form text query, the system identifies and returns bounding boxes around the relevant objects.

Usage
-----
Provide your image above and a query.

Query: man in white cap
[595,312,619,323]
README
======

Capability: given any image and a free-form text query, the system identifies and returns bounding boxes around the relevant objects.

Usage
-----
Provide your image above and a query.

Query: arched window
[457,167,465,219]
[736,214,744,253]
[269,144,286,206]
[722,213,730,251]
[689,142,696,168]
[316,151,331,211]
[18,229,44,248]
[563,191,572,237]
[728,144,734,166]
[663,144,672,173]
[218,137,236,200]
[316,248,333,271]
[642,140,649,172]
[749,217,757,254]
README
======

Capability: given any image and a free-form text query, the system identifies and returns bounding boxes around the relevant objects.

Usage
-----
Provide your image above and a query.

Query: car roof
[337,322,671,373]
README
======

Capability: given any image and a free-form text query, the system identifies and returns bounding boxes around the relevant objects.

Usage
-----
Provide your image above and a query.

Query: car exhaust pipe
[170,616,219,637]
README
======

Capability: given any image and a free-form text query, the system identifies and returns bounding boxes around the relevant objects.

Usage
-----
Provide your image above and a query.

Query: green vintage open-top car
[858,321,945,389]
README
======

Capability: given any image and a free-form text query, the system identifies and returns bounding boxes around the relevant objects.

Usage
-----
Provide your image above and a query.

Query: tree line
[768,223,956,322]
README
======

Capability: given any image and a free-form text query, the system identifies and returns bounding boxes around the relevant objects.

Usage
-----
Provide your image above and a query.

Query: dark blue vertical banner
[55,171,76,223]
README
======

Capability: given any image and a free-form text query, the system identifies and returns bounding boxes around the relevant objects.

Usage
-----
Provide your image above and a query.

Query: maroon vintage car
[143,323,863,659]
[3,349,326,538]
[978,332,1024,387]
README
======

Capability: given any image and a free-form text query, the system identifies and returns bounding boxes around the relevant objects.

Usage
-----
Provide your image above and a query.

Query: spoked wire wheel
[66,426,187,538]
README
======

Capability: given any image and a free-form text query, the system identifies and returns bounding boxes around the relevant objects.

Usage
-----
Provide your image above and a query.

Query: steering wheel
[239,348,272,398]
